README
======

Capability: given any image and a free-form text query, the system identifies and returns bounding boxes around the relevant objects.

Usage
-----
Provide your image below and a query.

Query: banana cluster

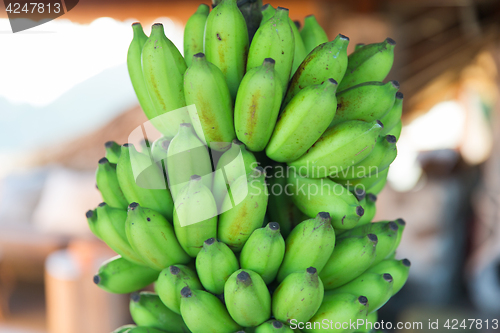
[89,1,410,332]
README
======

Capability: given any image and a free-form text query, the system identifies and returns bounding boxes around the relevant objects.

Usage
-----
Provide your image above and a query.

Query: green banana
[180,287,242,332]
[338,38,396,91]
[366,258,410,295]
[184,53,236,151]
[156,264,203,314]
[96,157,128,209]
[125,203,191,270]
[94,203,144,265]
[266,79,339,163]
[357,193,377,226]
[330,272,393,313]
[259,4,307,76]
[355,43,365,51]
[116,144,174,221]
[150,136,170,163]
[235,58,283,152]
[300,15,328,54]
[184,4,210,68]
[218,167,269,251]
[129,292,189,333]
[330,81,399,127]
[195,238,239,294]
[166,123,213,200]
[142,23,190,138]
[338,221,399,266]
[93,256,159,294]
[365,169,388,195]
[320,233,378,290]
[387,120,402,141]
[273,267,324,324]
[267,173,307,238]
[173,175,218,257]
[335,168,390,194]
[284,34,349,107]
[111,324,136,333]
[256,320,294,333]
[225,269,271,326]
[277,212,335,282]
[288,120,383,178]
[239,222,285,284]
[331,135,397,180]
[380,92,403,135]
[127,23,156,122]
[302,293,369,333]
[105,141,122,164]
[213,140,258,209]
[86,209,101,239]
[205,0,249,101]
[386,218,406,258]
[247,7,294,94]
[287,172,364,230]
[356,311,378,333]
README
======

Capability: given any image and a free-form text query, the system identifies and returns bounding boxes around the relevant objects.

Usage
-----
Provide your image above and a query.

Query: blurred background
[1,0,500,332]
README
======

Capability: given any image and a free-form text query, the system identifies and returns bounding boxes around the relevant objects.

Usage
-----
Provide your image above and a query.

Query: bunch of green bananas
[89,1,410,332]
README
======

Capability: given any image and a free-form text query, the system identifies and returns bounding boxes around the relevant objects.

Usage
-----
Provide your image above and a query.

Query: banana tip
[93,275,100,284]
[98,202,106,207]
[354,188,366,201]
[358,295,368,305]
[237,270,251,283]
[356,206,365,217]
[181,286,192,298]
[396,218,406,226]
[98,157,109,165]
[386,135,397,144]
[367,233,378,243]
[339,34,350,41]
[169,265,181,275]
[104,141,116,148]
[264,58,276,65]
[376,120,384,128]
[129,202,139,210]
[268,222,280,231]
[388,221,399,231]
[123,143,132,147]
[367,193,377,202]
[294,21,301,29]
[317,212,331,220]
[85,210,94,219]
[273,321,284,329]
[190,174,202,181]
[131,22,141,27]
[193,52,205,58]
[327,78,338,85]
[396,91,404,99]
[391,80,400,89]
[402,258,411,267]
[130,292,141,302]
[306,267,317,275]
[205,237,216,245]
[386,37,396,46]
[277,6,289,11]
[383,273,393,282]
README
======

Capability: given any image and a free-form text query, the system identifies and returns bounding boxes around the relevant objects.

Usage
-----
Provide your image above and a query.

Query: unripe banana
[338,38,396,91]
[93,203,144,265]
[205,0,249,101]
[184,4,210,67]
[355,43,365,51]
[330,272,393,313]
[240,222,285,284]
[300,15,328,54]
[129,292,189,333]
[96,157,128,209]
[166,123,213,200]
[248,7,294,94]
[355,311,378,333]
[142,23,190,138]
[105,141,121,164]
[331,81,399,128]
[392,218,406,253]
[380,92,403,135]
[287,172,364,229]
[288,120,383,178]
[235,58,283,152]
[256,320,294,333]
[213,140,258,210]
[320,233,378,290]
[86,209,101,239]
[195,238,239,294]
[111,324,136,333]
[303,293,369,333]
[259,4,307,76]
[338,221,399,266]
[357,193,377,226]
[266,79,339,163]
[366,258,410,295]
[267,173,308,238]
[336,168,390,195]
[184,53,236,151]
[225,269,271,326]
[156,264,203,314]
[150,136,170,163]
[93,256,159,294]
[277,212,335,282]
[173,175,218,257]
[218,167,269,251]
[365,169,388,195]
[116,144,174,221]
[284,34,349,107]
[127,23,157,122]
[332,135,397,180]
[126,203,191,270]
[180,287,242,332]
[387,120,402,141]
[273,267,324,324]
